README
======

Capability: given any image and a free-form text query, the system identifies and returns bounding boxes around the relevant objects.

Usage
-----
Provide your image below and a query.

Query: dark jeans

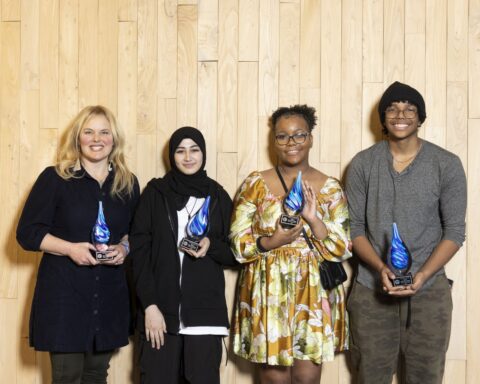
[50,350,113,384]
[139,333,223,384]
[347,275,452,384]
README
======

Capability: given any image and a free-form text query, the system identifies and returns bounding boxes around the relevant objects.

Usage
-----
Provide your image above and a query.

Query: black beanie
[378,81,426,124]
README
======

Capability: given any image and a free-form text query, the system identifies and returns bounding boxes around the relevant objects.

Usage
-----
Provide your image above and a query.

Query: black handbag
[319,259,347,290]
[274,167,347,290]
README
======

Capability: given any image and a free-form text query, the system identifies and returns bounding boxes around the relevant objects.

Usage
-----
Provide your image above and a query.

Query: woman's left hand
[183,237,210,258]
[301,180,319,225]
[101,243,127,266]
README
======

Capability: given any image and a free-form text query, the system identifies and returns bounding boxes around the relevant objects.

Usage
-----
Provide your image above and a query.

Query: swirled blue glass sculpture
[181,196,211,251]
[387,222,413,286]
[280,171,304,229]
[92,201,111,260]
[283,171,304,216]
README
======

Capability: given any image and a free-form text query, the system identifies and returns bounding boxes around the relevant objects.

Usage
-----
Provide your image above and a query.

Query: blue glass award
[92,201,112,261]
[387,222,413,286]
[180,196,211,252]
[280,171,305,229]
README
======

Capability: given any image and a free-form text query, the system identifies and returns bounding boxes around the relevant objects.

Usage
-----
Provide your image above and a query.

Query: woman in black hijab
[130,127,237,384]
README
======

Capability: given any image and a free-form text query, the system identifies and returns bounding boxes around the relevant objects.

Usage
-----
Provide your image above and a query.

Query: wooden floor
[0,0,479,383]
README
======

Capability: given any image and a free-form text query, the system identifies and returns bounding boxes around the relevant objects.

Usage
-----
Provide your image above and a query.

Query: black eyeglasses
[275,132,310,146]
[385,105,418,119]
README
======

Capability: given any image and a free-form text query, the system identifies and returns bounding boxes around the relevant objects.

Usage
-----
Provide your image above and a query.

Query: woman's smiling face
[174,138,204,175]
[274,115,313,167]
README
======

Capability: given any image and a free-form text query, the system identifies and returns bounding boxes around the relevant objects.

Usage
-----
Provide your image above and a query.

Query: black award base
[180,237,200,252]
[95,251,113,261]
[280,214,300,229]
[391,272,413,287]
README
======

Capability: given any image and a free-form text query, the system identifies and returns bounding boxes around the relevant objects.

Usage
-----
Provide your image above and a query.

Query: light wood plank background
[0,0,477,383]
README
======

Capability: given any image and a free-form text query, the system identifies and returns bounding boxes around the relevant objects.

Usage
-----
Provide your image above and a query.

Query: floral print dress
[230,171,351,366]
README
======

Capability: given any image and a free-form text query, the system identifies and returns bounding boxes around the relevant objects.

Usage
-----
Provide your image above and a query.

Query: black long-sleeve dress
[17,166,139,352]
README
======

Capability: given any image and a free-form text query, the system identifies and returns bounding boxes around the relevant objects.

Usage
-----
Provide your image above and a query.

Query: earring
[108,161,113,172]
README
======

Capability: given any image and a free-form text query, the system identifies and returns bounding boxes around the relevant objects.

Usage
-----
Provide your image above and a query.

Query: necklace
[391,142,423,164]
[185,198,198,221]
[279,165,311,180]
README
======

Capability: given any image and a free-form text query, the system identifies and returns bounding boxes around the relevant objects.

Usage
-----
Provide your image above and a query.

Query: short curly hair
[270,104,317,132]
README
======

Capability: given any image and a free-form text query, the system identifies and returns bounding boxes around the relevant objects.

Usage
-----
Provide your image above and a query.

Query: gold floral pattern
[230,171,351,366]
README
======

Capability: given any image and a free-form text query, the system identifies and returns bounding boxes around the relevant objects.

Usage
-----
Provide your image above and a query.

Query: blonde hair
[55,105,135,199]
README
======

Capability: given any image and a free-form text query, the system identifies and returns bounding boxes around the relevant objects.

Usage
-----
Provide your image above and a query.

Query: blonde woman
[17,106,139,384]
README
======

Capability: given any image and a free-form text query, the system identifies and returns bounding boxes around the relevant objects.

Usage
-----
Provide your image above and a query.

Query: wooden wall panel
[20,0,39,90]
[39,0,59,128]
[198,61,218,177]
[238,0,259,61]
[237,61,258,185]
[198,0,218,61]
[424,0,447,146]
[466,119,480,384]
[363,0,383,82]
[177,5,197,127]
[118,0,137,21]
[58,0,78,130]
[340,0,362,173]
[98,0,118,112]
[279,1,300,106]
[299,0,320,89]
[217,0,238,152]
[79,0,99,109]
[320,0,341,163]
[157,0,177,99]
[137,0,157,135]
[0,21,20,299]
[383,0,404,84]
[1,0,20,21]
[469,0,480,118]
[2,1,478,383]
[118,20,138,170]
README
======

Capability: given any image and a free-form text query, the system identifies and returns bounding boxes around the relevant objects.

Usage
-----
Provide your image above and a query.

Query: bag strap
[274,166,314,250]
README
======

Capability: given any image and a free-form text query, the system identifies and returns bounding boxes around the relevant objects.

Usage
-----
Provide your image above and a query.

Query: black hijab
[161,126,219,209]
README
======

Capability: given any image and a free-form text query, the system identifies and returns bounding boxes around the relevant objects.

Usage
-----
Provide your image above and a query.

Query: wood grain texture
[466,119,480,384]
[469,0,480,117]
[58,0,78,131]
[78,0,98,109]
[1,1,477,383]
[0,21,20,299]
[424,0,447,146]
[39,0,59,128]
[198,0,218,61]
[20,0,39,90]
[1,0,20,21]
[137,0,157,135]
[177,5,197,127]
[279,2,300,107]
[238,0,259,61]
[363,0,383,82]
[217,0,238,152]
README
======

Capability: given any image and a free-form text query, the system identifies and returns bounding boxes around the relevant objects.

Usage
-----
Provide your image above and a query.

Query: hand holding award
[92,201,113,261]
[280,171,305,229]
[180,196,211,252]
[387,222,413,286]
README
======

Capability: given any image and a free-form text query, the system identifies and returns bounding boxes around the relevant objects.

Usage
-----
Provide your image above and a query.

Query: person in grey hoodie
[345,81,466,384]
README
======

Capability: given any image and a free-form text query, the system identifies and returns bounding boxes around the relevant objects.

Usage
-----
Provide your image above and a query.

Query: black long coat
[17,167,139,352]
[130,177,237,333]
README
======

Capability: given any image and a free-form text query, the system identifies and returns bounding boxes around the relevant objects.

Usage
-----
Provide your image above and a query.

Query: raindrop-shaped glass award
[280,171,304,229]
[92,201,112,261]
[387,222,413,286]
[179,196,211,252]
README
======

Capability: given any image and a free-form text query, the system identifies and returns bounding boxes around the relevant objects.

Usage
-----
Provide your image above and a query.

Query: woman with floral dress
[230,105,351,383]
